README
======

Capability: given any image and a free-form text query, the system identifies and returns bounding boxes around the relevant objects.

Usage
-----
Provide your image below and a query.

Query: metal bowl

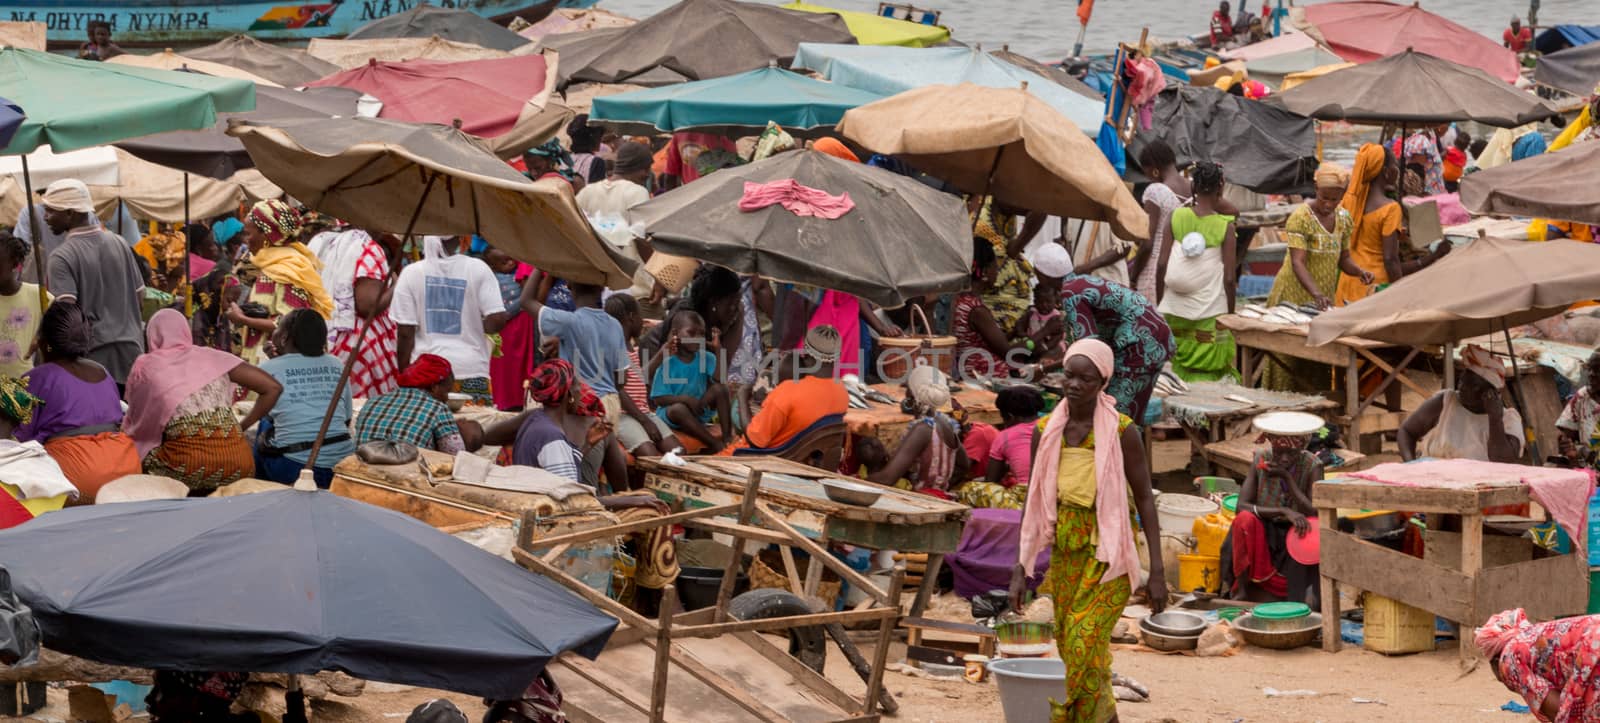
[821,479,883,507]
[446,392,471,413]
[1232,612,1323,650]
[1140,628,1201,652]
[1141,611,1207,637]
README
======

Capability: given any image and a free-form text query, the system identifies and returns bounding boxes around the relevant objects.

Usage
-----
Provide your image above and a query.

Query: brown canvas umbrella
[1307,236,1600,346]
[547,0,855,89]
[107,50,281,87]
[1459,140,1600,225]
[308,36,509,70]
[186,34,342,88]
[1265,49,1557,127]
[836,82,1147,240]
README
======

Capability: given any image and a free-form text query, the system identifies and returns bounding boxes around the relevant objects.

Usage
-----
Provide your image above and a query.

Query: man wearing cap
[41,180,147,387]
[576,141,659,307]
[721,324,849,455]
[14,179,138,284]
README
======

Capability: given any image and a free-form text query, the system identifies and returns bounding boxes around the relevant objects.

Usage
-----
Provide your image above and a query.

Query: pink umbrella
[306,52,570,157]
[1298,0,1519,82]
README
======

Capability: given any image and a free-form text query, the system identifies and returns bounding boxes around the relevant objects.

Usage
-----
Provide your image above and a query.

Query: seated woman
[954,385,1043,510]
[17,301,141,503]
[869,365,969,496]
[1398,344,1524,463]
[0,374,77,516]
[954,239,1020,380]
[254,309,356,488]
[354,354,481,455]
[1221,412,1322,605]
[722,325,849,454]
[124,309,282,495]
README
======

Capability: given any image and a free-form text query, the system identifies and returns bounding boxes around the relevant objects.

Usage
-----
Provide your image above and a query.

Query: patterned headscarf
[527,359,603,416]
[397,354,453,389]
[0,375,38,426]
[247,199,303,247]
[1475,608,1530,660]
[1461,344,1506,390]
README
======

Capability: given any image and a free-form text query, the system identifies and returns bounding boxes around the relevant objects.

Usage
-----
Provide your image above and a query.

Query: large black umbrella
[628,149,971,308]
[549,0,855,89]
[0,489,615,698]
[1265,49,1558,127]
[118,85,360,179]
[347,3,532,52]
[182,34,342,88]
[1535,41,1600,97]
[1129,85,1317,194]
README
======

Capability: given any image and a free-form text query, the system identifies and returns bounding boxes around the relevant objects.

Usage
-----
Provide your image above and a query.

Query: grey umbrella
[548,0,855,89]
[346,3,532,52]
[118,84,360,179]
[185,34,343,88]
[628,149,971,308]
[1265,49,1558,127]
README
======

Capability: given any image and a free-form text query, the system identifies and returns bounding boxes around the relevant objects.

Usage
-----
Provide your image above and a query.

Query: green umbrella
[0,48,255,155]
[589,65,885,136]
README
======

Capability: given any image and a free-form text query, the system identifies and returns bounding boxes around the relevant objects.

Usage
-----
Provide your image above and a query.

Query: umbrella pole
[1501,320,1540,464]
[303,171,440,473]
[20,157,46,312]
[183,173,192,317]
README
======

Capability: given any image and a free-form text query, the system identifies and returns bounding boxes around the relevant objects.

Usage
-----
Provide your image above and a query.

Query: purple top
[17,362,125,443]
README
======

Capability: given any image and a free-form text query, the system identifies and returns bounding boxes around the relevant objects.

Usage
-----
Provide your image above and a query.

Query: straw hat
[1252,411,1324,437]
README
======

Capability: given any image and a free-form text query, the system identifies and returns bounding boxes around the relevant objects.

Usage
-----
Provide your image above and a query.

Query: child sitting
[607,294,682,458]
[1017,275,1065,368]
[651,311,732,453]
[954,385,1043,510]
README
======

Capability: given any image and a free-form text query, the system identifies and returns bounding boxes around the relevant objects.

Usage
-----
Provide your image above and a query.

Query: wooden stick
[755,503,888,603]
[713,470,763,624]
[732,631,861,713]
[524,503,741,550]
[674,608,896,639]
[863,566,906,716]
[649,584,676,723]
[681,517,790,546]
[556,656,652,717]
[646,640,787,722]
[779,544,805,595]
[512,546,654,631]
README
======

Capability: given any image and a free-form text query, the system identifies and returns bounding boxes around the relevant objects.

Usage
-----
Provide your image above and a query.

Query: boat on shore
[4,0,595,45]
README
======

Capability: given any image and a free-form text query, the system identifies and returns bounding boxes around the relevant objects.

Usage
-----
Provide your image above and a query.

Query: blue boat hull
[1,0,596,44]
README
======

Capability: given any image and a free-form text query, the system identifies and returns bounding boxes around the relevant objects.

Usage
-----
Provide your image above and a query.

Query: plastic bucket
[988,657,1065,723]
[1156,493,1219,538]
[1177,553,1221,593]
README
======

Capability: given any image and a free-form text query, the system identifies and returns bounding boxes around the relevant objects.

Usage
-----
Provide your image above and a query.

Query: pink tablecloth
[1350,460,1595,555]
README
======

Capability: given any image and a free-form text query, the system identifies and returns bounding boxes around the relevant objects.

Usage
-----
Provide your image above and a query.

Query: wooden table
[639,455,970,618]
[1160,380,1339,472]
[1314,475,1588,662]
[845,383,1000,448]
[1221,314,1443,448]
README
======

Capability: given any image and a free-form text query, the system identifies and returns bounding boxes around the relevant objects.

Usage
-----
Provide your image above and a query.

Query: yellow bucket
[1191,513,1231,558]
[1177,553,1222,594]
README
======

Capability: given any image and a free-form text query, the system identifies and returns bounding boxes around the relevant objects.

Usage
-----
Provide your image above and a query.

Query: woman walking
[1156,161,1237,382]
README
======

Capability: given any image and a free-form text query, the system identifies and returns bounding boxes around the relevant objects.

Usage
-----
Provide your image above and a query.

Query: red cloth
[1229,509,1288,598]
[398,353,452,389]
[739,179,855,219]
[1302,1,1519,82]
[305,55,552,139]
[1210,10,1233,45]
[962,423,998,481]
[1504,26,1532,52]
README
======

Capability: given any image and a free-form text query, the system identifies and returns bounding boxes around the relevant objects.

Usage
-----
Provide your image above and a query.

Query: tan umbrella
[1307,236,1600,346]
[1459,140,1600,226]
[836,82,1148,240]
[306,36,508,71]
[0,148,278,226]
[107,49,281,88]
[185,34,342,88]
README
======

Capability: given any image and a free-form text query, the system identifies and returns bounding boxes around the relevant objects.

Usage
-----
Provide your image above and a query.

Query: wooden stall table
[639,454,970,618]
[1220,314,1443,449]
[1314,470,1588,662]
[1159,381,1339,474]
[845,382,1000,448]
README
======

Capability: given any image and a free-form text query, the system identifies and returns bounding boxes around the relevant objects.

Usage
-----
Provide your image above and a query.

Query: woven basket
[750,557,841,610]
[878,305,955,382]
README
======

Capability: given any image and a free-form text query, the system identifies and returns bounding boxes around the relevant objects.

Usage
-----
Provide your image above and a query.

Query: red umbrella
[306,53,571,157]
[1298,0,1519,83]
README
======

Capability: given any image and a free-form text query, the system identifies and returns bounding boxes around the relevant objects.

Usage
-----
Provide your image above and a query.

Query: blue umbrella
[791,43,1103,134]
[591,65,884,135]
[0,489,616,698]
[0,96,21,152]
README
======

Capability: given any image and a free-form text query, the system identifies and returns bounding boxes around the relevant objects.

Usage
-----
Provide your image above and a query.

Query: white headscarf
[906,364,951,415]
[1031,241,1075,278]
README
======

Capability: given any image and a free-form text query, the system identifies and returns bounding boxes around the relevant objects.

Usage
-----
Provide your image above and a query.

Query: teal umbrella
[590,65,884,135]
[0,48,255,155]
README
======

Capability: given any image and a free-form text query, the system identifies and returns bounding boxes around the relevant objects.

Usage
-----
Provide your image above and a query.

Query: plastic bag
[0,567,39,666]
[356,440,419,466]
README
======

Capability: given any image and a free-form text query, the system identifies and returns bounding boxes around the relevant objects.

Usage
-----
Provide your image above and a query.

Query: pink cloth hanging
[739,179,855,219]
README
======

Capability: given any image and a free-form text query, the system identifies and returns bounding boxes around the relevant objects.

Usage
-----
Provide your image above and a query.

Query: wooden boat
[7,0,596,45]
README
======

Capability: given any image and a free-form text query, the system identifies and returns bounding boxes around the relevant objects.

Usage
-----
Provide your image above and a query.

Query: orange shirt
[727,376,848,452]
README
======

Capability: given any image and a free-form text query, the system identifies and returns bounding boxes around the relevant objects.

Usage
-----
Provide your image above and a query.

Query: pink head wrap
[1475,608,1531,660]
[1018,338,1140,584]
[123,309,244,457]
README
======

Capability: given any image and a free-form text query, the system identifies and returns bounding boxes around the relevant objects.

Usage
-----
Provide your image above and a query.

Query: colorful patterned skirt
[956,481,1029,510]
[143,408,255,494]
[1163,315,1237,383]
[1042,505,1132,723]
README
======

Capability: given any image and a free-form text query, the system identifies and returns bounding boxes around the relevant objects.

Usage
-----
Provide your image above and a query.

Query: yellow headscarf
[1313,162,1350,189]
[1340,143,1387,231]
[251,243,334,320]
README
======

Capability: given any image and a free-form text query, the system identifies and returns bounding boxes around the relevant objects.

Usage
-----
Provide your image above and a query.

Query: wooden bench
[900,616,996,660]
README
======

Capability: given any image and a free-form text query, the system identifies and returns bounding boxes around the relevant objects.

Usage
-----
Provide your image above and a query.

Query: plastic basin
[988,657,1065,723]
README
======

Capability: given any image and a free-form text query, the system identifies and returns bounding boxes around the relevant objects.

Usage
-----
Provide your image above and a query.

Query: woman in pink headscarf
[1008,338,1166,723]
[1477,608,1600,722]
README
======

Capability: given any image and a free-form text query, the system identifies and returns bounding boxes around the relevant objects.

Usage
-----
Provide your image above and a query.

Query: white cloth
[1418,390,1526,461]
[1157,245,1227,320]
[390,254,505,379]
[452,451,591,501]
[316,229,374,335]
[1030,241,1074,278]
[0,440,77,500]
[579,179,655,297]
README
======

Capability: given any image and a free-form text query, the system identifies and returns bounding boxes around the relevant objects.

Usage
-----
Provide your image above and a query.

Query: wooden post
[1318,509,1340,652]
[650,584,677,723]
[908,553,944,618]
[1443,341,1455,392]
[713,470,762,623]
[1345,355,1363,448]
[1460,512,1484,663]
[803,530,829,598]
[864,566,906,716]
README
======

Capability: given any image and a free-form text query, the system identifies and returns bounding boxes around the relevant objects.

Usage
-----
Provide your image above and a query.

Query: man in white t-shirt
[576,141,657,301]
[390,235,507,403]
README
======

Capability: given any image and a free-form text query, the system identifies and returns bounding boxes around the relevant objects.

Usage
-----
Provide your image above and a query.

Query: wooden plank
[1321,531,1474,622]
[803,530,829,598]
[757,504,889,602]
[524,504,742,551]
[1319,508,1340,652]
[864,567,906,716]
[908,553,944,618]
[714,470,763,624]
[732,631,863,714]
[1352,347,1430,406]
[650,585,676,723]
[512,546,655,632]
[823,517,965,553]
[901,617,997,639]
[682,517,791,546]
[778,544,805,594]
[1475,553,1589,625]
[649,642,789,723]
[675,608,897,638]
[558,656,651,717]
[1313,480,1518,514]
[605,608,718,650]
[641,462,967,526]
[1458,513,1484,662]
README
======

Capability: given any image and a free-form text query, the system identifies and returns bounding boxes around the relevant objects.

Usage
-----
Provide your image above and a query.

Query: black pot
[677,566,749,611]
